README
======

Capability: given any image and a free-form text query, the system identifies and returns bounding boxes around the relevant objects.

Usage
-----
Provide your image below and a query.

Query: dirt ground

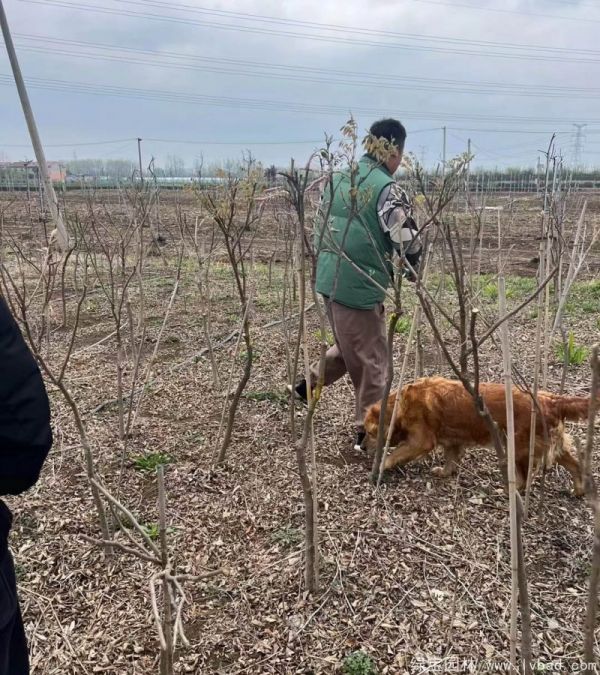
[1,188,600,674]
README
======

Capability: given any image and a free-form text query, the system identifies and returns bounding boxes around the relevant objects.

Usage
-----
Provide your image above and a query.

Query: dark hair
[368,118,407,151]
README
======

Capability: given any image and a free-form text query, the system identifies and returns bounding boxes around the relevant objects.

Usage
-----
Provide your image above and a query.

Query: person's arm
[377,183,422,281]
[0,297,52,496]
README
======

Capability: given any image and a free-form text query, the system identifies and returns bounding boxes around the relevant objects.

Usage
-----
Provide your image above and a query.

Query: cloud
[1,0,599,168]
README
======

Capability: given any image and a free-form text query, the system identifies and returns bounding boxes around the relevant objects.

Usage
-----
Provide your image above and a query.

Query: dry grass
[1,188,599,673]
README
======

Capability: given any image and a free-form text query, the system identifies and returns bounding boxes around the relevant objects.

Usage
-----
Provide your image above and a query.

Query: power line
[12,34,600,100]
[0,137,135,147]
[1,132,443,150]
[14,33,600,91]
[18,0,600,63]
[448,127,574,135]
[2,137,330,148]
[145,137,329,146]
[145,130,440,143]
[408,0,600,24]
[2,130,583,160]
[110,0,600,53]
[541,0,600,7]
[3,73,600,126]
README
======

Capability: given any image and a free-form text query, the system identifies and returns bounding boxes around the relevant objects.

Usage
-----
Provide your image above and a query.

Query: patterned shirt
[377,182,422,278]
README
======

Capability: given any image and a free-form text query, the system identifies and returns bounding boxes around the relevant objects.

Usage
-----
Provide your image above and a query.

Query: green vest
[315,155,395,309]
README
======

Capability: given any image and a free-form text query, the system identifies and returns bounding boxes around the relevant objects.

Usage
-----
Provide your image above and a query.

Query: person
[0,296,53,674]
[290,119,422,450]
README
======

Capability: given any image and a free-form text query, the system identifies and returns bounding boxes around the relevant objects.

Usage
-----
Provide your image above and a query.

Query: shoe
[286,379,309,405]
[353,429,366,452]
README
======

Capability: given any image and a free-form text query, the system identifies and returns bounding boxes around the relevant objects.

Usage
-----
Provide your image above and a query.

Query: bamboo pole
[498,276,531,675]
[583,346,600,664]
[524,244,545,518]
[0,0,69,250]
[498,277,522,673]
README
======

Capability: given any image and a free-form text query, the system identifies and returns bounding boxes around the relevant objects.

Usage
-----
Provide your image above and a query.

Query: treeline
[61,157,600,184]
[62,156,277,180]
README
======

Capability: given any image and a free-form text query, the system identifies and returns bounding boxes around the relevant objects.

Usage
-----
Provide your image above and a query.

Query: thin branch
[474,265,558,350]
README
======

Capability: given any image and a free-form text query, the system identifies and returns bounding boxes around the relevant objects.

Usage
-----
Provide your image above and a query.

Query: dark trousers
[310,299,387,427]
[0,503,28,675]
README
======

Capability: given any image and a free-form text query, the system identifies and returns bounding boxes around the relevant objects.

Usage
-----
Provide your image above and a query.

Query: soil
[1,188,599,674]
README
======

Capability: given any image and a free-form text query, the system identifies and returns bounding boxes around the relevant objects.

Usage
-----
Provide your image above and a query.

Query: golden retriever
[364,377,590,496]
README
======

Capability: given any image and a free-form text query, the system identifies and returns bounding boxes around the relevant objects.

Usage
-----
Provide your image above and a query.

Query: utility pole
[442,126,447,178]
[137,137,144,185]
[465,137,471,212]
[0,0,69,250]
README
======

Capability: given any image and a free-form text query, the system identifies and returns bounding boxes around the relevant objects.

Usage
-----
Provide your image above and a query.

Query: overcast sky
[1,0,599,170]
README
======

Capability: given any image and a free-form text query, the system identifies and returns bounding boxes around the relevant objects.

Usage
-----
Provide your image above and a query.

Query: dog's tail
[542,394,591,422]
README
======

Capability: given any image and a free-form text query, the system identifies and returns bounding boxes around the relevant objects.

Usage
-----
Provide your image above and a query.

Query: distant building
[0,160,66,187]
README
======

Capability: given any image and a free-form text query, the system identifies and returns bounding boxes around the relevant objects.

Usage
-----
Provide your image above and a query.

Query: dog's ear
[364,402,381,437]
[386,398,405,445]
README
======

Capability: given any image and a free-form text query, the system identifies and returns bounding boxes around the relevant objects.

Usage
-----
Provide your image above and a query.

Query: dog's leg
[515,461,528,492]
[556,450,584,497]
[432,445,463,477]
[383,430,435,471]
[383,442,429,470]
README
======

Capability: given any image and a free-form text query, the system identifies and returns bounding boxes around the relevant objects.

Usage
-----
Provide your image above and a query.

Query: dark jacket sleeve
[0,296,52,496]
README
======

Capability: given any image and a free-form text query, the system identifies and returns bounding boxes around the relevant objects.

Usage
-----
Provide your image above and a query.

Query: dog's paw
[431,466,447,478]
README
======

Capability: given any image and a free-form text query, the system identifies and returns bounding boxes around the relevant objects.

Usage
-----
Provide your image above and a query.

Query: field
[1,181,600,674]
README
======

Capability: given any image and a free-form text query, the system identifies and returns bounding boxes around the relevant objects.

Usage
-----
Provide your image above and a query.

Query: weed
[85,299,100,313]
[581,300,598,314]
[566,280,600,316]
[342,651,377,675]
[315,328,335,346]
[142,523,160,540]
[390,314,411,335]
[256,297,279,310]
[132,452,173,472]
[481,282,498,302]
[212,263,234,280]
[151,277,174,289]
[505,276,536,299]
[185,431,205,444]
[239,348,258,361]
[119,514,136,529]
[555,333,589,366]
[244,391,288,406]
[13,563,26,581]
[96,397,130,413]
[270,526,303,548]
[478,275,536,303]
[578,279,600,300]
[142,523,176,540]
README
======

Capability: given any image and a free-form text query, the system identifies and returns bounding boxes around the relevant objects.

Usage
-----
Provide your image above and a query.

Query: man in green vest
[290,119,422,450]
